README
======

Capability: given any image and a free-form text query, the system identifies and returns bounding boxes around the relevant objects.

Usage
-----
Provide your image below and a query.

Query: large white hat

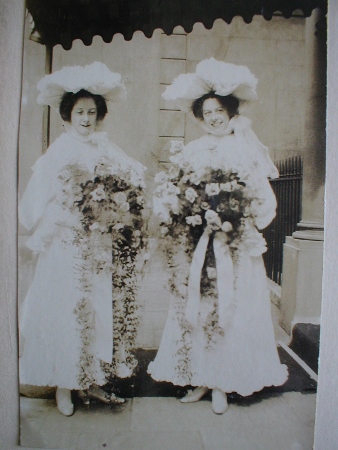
[37,61,126,109]
[162,58,258,113]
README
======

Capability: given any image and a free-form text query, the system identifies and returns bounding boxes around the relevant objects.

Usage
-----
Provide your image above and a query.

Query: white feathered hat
[162,58,258,113]
[37,61,126,109]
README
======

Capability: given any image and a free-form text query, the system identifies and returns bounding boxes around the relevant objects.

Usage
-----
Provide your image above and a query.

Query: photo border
[0,1,337,448]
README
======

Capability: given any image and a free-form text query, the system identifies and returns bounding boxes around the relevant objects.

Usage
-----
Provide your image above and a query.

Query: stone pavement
[19,272,317,450]
[20,391,316,450]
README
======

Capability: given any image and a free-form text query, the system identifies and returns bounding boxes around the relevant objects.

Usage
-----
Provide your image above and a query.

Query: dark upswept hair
[59,89,108,122]
[192,92,239,120]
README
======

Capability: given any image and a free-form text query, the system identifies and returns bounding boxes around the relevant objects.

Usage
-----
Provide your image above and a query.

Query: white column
[280,9,326,334]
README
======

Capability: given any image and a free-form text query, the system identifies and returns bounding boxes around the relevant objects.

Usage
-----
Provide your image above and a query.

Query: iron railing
[263,156,303,285]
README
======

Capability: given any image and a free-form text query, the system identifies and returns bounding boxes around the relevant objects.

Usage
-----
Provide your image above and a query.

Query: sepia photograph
[13,1,327,448]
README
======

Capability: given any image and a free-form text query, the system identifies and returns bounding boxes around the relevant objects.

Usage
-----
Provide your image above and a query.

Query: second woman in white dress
[148,58,288,414]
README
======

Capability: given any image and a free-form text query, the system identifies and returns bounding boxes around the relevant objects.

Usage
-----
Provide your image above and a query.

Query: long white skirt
[148,252,288,397]
[19,228,112,390]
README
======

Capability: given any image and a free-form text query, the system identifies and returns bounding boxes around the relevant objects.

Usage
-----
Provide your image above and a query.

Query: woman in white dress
[19,63,146,416]
[148,58,288,414]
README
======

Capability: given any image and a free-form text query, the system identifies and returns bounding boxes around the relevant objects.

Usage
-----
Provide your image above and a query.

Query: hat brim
[37,62,127,109]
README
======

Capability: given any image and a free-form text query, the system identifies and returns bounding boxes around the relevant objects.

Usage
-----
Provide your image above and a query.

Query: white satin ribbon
[185,230,235,329]
[185,229,210,326]
[91,269,113,363]
[89,232,113,363]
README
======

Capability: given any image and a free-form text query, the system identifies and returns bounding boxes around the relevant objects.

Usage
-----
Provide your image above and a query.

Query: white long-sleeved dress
[148,118,288,396]
[19,130,145,390]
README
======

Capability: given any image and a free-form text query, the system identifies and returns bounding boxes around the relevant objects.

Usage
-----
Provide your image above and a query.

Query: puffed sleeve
[18,137,80,252]
[253,177,277,230]
[19,152,55,231]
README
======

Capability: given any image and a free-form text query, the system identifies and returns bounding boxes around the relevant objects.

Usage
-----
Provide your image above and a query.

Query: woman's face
[202,97,230,134]
[70,98,97,136]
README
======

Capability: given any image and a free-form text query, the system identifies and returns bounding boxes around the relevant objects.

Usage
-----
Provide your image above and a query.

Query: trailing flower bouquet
[58,158,147,381]
[153,141,267,301]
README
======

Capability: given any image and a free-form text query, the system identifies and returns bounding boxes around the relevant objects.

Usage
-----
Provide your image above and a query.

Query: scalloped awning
[26,0,327,50]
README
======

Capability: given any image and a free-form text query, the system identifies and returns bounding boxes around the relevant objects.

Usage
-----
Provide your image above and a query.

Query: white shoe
[180,386,209,403]
[56,387,74,416]
[211,389,228,414]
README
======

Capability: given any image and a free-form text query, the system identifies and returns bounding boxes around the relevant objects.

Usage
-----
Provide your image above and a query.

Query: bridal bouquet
[58,158,148,379]
[58,158,146,267]
[153,141,267,299]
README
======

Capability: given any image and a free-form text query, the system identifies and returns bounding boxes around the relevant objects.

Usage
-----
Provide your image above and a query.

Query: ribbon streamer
[185,229,235,329]
[185,229,210,327]
[88,232,113,363]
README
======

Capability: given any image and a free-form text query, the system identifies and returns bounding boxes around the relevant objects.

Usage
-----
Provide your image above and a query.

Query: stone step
[288,323,320,373]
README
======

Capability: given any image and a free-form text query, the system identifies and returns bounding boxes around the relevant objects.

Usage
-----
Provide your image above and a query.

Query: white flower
[113,191,128,204]
[205,183,220,196]
[167,183,180,196]
[160,226,169,235]
[206,267,217,279]
[91,186,106,201]
[205,209,219,221]
[220,182,232,192]
[153,197,170,221]
[188,171,202,185]
[170,140,184,154]
[130,170,146,188]
[186,215,202,226]
[205,210,221,229]
[168,165,180,179]
[119,201,130,212]
[201,201,210,210]
[154,171,169,184]
[185,187,198,203]
[113,223,124,230]
[136,196,144,205]
[154,183,168,196]
[158,211,172,223]
[168,196,180,214]
[170,153,190,170]
[221,221,233,233]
